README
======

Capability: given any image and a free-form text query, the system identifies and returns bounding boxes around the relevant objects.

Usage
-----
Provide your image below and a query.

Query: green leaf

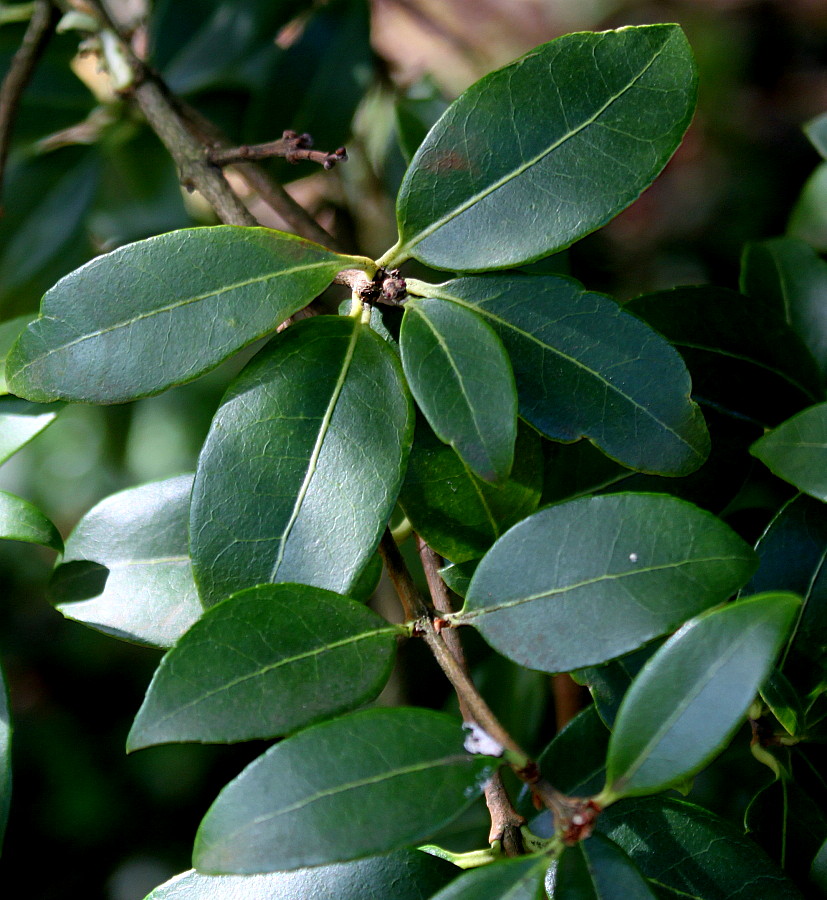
[395,76,448,164]
[744,492,827,697]
[0,491,62,552]
[190,315,413,605]
[626,287,822,429]
[400,297,517,482]
[438,560,478,598]
[349,552,383,603]
[416,275,709,476]
[399,417,542,564]
[387,25,696,272]
[0,315,34,394]
[789,162,827,252]
[144,850,458,899]
[128,583,398,749]
[741,237,827,381]
[524,705,610,810]
[751,403,827,501]
[0,662,10,851]
[552,833,657,899]
[812,836,827,894]
[0,397,60,465]
[429,855,548,899]
[761,669,804,737]
[7,226,366,403]
[603,593,800,801]
[599,796,802,899]
[49,475,202,648]
[458,493,757,673]
[194,708,497,873]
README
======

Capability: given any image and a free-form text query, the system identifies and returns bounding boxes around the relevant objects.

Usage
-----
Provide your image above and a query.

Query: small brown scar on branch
[208,130,348,170]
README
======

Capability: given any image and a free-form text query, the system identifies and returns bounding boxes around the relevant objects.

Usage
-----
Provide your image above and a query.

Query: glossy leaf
[741,237,827,381]
[429,855,548,899]
[190,315,413,605]
[789,162,827,252]
[0,662,9,851]
[128,583,398,749]
[400,297,517,482]
[417,275,709,476]
[7,227,366,403]
[143,850,457,899]
[599,796,801,899]
[49,476,202,648]
[0,315,34,394]
[761,670,804,737]
[398,418,542,563]
[552,833,656,899]
[438,560,478,598]
[626,287,822,428]
[388,25,696,271]
[0,397,60,465]
[0,491,62,552]
[194,708,497,873]
[458,493,757,673]
[603,593,799,801]
[744,493,827,697]
[751,403,827,501]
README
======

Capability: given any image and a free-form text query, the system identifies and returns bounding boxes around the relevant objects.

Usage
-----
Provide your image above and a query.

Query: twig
[208,130,348,171]
[0,0,59,207]
[417,536,527,854]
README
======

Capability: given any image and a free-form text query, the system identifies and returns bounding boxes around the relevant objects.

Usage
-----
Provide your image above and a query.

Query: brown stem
[208,131,348,171]
[0,0,59,207]
[485,771,526,854]
[552,673,588,731]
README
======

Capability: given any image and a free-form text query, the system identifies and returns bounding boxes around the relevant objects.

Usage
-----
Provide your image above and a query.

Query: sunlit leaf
[0,397,60,465]
[0,491,62,552]
[190,315,413,605]
[49,476,201,648]
[603,593,799,800]
[388,25,696,271]
[128,583,398,749]
[7,227,366,403]
[457,493,756,673]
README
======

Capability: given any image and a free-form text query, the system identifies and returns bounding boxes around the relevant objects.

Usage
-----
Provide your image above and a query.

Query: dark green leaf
[400,297,517,482]
[144,849,458,899]
[387,25,696,271]
[553,833,656,899]
[458,493,757,673]
[0,662,9,851]
[0,491,62,552]
[626,287,822,429]
[573,643,661,729]
[603,593,799,801]
[743,493,827,697]
[7,227,365,403]
[49,475,202,648]
[0,397,60,465]
[745,771,827,887]
[429,855,548,899]
[399,417,542,563]
[812,837,827,894]
[128,583,399,749]
[190,315,413,605]
[599,796,802,899]
[349,552,383,603]
[194,708,497,873]
[526,705,610,810]
[751,403,827,501]
[0,315,34,394]
[416,275,709,476]
[741,237,827,381]
[438,560,478,598]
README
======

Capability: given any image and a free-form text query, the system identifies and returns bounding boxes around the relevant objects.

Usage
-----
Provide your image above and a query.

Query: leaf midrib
[10,260,337,380]
[397,35,671,257]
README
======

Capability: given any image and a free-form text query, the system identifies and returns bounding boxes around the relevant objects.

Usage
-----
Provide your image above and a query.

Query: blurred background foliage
[0,0,826,896]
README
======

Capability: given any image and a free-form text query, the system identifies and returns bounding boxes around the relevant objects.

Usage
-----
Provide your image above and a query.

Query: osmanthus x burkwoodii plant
[1,21,815,899]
